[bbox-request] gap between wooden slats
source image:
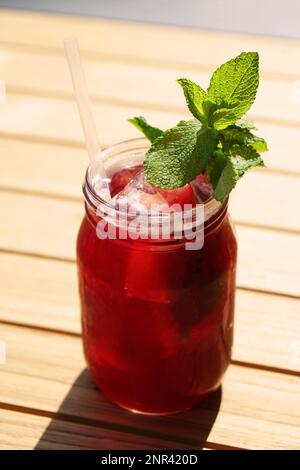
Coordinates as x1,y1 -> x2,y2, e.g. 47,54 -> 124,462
0,407 -> 202,450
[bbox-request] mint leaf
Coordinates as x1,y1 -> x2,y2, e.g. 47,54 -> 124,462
177,79 -> 207,123
206,100 -> 240,130
220,126 -> 268,152
205,150 -> 227,189
230,144 -> 265,171
202,98 -> 238,127
144,119 -> 215,189
195,127 -> 218,171
213,158 -> 239,201
235,115 -> 256,130
129,116 -> 163,143
248,134 -> 268,152
212,144 -> 264,201
220,127 -> 250,146
207,52 -> 259,129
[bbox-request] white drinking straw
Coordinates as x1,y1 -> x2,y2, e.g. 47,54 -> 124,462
64,37 -> 111,199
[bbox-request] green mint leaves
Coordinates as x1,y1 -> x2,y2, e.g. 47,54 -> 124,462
128,116 -> 163,143
220,125 -> 268,153
144,120 -> 217,189
144,120 -> 201,189
177,79 -> 207,123
206,52 -> 259,129
129,52 -> 268,201
178,52 -> 259,130
207,145 -> 265,201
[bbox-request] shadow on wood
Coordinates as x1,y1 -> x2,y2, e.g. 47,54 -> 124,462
35,369 -> 221,449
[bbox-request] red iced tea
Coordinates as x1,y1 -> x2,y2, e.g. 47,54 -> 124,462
77,139 -> 237,414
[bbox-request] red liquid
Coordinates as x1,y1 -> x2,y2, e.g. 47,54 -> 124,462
77,166 -> 237,414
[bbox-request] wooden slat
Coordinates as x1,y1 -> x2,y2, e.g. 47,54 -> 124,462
1,46 -> 299,126
0,92 -> 182,146
3,91 -> 296,159
259,123 -> 300,174
236,225 -> 300,296
0,138 -> 86,199
1,191 -> 299,296
0,323 -> 299,450
0,251 -> 299,372
1,408 -> 193,450
0,137 -> 298,231
234,290 -> 300,370
0,252 -> 79,334
0,10 -> 299,79
1,120 -> 299,180
230,171 -> 300,232
0,191 -> 82,260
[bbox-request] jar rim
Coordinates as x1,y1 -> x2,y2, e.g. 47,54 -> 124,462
83,137 -> 227,222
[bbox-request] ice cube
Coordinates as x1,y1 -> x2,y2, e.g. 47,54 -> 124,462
111,170 -> 212,214
109,165 -> 141,196
112,170 -> 170,213
94,179 -> 112,201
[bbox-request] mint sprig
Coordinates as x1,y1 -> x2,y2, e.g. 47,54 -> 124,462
129,52 -> 268,201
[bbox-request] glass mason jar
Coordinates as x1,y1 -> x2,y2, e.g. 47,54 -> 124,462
77,138 -> 237,415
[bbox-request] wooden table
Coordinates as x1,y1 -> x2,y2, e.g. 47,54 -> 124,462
0,9 -> 299,450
